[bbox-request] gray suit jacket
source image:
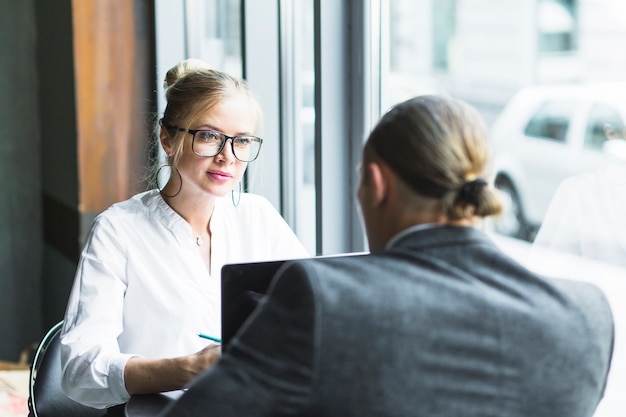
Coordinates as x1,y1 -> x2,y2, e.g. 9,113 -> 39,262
160,226 -> 614,417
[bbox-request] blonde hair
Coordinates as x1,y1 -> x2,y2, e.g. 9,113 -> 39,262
148,59 -> 262,188
364,95 -> 502,220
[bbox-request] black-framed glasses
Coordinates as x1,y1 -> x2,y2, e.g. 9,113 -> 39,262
161,120 -> 263,162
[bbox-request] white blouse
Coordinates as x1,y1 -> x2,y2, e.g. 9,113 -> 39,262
60,190 -> 309,408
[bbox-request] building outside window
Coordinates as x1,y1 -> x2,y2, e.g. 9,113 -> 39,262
538,0 -> 578,54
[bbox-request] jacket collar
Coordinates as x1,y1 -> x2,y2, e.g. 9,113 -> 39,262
388,225 -> 492,251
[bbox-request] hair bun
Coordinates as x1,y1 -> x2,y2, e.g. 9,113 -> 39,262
163,58 -> 214,89
458,178 -> 488,206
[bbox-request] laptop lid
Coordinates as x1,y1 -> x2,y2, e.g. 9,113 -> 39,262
220,253 -> 367,348
220,259 -> 289,348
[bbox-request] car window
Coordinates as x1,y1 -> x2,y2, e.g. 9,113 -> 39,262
523,100 -> 576,143
584,103 -> 625,151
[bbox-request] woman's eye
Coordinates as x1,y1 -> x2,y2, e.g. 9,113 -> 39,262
235,138 -> 252,146
198,131 -> 219,142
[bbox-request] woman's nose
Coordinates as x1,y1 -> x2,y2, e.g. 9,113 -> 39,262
215,139 -> 235,163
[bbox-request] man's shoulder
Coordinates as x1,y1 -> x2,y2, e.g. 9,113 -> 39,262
525,276 -> 614,368
280,253 -> 380,279
549,277 -> 614,322
272,253 -> 417,303
270,254 -> 372,292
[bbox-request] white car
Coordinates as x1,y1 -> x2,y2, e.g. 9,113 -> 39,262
490,83 -> 626,240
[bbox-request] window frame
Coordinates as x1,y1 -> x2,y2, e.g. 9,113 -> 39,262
243,0 -> 375,255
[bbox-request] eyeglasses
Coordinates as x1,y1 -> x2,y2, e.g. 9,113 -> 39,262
161,120 -> 263,162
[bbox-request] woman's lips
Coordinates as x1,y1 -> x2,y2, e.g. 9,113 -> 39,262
207,170 -> 233,183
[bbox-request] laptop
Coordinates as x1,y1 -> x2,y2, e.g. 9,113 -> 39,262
220,258 -> 290,347
220,252 -> 367,348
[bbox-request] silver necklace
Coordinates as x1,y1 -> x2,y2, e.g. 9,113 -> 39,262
194,207 -> 215,247
195,230 -> 208,246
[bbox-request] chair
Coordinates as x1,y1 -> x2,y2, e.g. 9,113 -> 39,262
27,320 -> 107,417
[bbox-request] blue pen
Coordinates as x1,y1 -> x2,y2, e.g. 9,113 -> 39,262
198,333 -> 222,343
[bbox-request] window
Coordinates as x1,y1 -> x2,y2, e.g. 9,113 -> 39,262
283,0 -> 317,254
538,0 -> 577,54
184,0 -> 242,76
524,101 -> 575,143
379,0 -> 626,246
159,0 -> 626,257
584,103 -> 625,151
154,0 -> 243,139
241,0 -> 368,255
432,0 -> 457,71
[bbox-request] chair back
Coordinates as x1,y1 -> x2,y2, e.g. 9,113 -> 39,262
28,321 -> 106,417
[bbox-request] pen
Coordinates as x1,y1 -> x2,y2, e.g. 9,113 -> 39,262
198,333 -> 222,343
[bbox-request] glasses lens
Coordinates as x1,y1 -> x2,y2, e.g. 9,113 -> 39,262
232,136 -> 262,162
193,131 -> 223,157
192,130 -> 262,161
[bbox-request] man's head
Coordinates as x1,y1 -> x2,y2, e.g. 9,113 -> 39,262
357,95 -> 503,252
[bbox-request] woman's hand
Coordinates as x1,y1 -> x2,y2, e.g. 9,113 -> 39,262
124,344 -> 222,395
184,343 -> 222,377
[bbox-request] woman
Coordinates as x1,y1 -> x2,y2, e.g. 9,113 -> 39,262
60,59 -> 309,409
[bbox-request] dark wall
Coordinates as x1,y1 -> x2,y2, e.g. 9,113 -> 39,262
35,0 -> 81,336
0,0 -> 44,361
0,0 -> 156,361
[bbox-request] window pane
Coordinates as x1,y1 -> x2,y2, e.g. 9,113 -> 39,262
523,101 -> 574,143
432,0 -> 457,70
280,0 -> 316,254
185,0 -> 242,76
381,0 -> 626,256
584,103 -> 625,151
380,9 -> 626,406
538,0 -> 577,53
295,0 -> 317,254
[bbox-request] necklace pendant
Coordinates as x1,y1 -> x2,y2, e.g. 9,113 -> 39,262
196,235 -> 203,246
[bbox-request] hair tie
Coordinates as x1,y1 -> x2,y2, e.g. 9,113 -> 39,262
459,178 -> 487,206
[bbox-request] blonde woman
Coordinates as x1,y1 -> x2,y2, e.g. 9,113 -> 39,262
60,59 -> 308,409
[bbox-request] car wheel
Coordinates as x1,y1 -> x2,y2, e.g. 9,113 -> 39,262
493,177 -> 533,241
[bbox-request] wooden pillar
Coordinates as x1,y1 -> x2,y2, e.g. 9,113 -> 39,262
72,0 -> 156,220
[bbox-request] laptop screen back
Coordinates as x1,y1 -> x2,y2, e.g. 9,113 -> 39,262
220,259 -> 289,347
220,253 -> 367,348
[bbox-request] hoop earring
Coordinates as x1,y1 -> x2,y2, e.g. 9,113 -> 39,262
156,164 -> 183,198
231,181 -> 242,207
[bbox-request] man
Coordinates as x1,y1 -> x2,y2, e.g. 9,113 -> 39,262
160,95 -> 613,417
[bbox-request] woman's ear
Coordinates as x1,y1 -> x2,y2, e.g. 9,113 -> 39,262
160,127 -> 173,157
